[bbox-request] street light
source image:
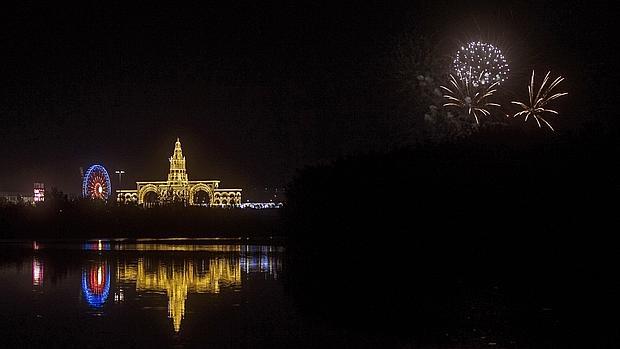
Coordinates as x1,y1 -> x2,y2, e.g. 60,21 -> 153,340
115,170 -> 125,188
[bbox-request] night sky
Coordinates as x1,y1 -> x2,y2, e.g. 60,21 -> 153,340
0,1 -> 613,195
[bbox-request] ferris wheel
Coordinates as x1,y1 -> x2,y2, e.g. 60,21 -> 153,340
82,164 -> 112,200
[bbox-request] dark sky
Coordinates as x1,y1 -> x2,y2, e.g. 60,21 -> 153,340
0,1 -> 612,195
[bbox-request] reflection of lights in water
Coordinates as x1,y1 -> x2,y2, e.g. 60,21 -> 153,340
114,246 -> 283,333
261,255 -> 269,271
33,241 -> 39,250
114,289 -> 125,303
82,261 -> 110,308
131,244 -> 242,252
240,246 -> 281,278
117,257 -> 242,333
82,241 -> 110,251
32,257 -> 44,286
141,259 -> 240,333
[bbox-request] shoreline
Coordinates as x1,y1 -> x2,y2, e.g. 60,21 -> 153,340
0,235 -> 287,246
0,205 -> 282,240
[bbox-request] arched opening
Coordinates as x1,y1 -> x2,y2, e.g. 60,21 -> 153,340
194,190 -> 210,206
143,191 -> 159,208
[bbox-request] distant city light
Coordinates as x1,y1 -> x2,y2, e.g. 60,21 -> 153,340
33,182 -> 45,202
115,170 -> 126,188
240,202 -> 283,209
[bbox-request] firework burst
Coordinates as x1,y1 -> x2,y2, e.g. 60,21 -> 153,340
453,41 -> 509,87
511,71 -> 567,131
440,71 -> 501,124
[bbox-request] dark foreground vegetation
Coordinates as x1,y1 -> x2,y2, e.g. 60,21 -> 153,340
283,130 -> 618,347
0,203 -> 280,239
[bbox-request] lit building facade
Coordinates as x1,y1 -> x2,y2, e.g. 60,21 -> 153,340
117,138 -> 242,207
33,182 -> 45,202
0,192 -> 34,205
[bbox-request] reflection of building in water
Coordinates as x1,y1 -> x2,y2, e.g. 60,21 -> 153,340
82,261 -> 111,308
32,256 -> 44,286
114,246 -> 283,332
117,257 -> 242,332
120,244 -> 243,252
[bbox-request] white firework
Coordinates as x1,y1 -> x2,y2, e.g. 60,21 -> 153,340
453,41 -> 509,87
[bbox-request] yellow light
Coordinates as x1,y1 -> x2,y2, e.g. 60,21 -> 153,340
122,138 -> 242,207
118,256 -> 242,332
510,70 -> 567,131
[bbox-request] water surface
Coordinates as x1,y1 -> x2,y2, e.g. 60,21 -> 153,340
0,240 -> 317,348
5,239 -> 606,348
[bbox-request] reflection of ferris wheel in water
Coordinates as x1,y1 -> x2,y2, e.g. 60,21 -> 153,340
81,260 -> 110,308
82,164 -> 112,200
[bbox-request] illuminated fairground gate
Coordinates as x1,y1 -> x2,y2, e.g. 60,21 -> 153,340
117,139 -> 242,207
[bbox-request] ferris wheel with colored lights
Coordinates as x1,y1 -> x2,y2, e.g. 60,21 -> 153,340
82,164 -> 112,200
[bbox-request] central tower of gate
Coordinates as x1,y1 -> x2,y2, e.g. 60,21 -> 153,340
168,138 -> 188,185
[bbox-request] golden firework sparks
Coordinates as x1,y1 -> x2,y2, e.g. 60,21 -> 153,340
511,71 -> 567,131
440,71 -> 501,124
